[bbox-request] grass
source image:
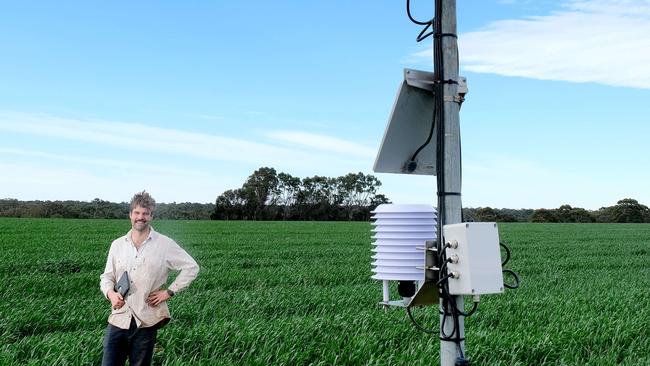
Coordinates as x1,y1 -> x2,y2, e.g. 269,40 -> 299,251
0,218 -> 648,365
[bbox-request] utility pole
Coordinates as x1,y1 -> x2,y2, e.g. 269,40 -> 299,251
437,1 -> 464,365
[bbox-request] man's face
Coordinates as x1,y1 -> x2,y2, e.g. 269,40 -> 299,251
130,205 -> 153,232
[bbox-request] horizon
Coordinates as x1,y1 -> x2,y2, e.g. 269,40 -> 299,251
2,195 -> 645,212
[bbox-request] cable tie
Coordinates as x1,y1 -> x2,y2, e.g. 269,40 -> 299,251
432,79 -> 459,85
433,32 -> 458,38
443,96 -> 464,103
439,336 -> 466,342
437,191 -> 461,197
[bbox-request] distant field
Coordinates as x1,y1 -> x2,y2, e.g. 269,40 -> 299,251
0,219 -> 648,365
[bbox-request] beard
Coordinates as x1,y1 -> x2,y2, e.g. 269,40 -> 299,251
133,220 -> 149,231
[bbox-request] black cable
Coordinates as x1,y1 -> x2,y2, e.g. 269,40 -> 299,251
459,302 -> 478,318
406,306 -> 439,334
406,0 -> 432,25
499,242 -> 520,289
433,0 -> 445,295
439,301 -> 458,340
403,5 -> 475,362
453,314 -> 463,353
438,242 -> 449,262
438,257 -> 451,274
437,284 -> 479,318
406,0 -> 437,164
401,0 -> 472,355
500,242 -> 511,266
503,269 -> 520,289
406,0 -> 435,43
457,342 -> 466,361
436,272 -> 454,287
431,0 -> 468,357
450,296 -> 479,317
409,108 -> 436,163
417,23 -> 434,42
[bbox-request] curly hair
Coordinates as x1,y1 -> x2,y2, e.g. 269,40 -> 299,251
130,190 -> 156,212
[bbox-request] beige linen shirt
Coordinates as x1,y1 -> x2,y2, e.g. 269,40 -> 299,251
99,227 -> 199,329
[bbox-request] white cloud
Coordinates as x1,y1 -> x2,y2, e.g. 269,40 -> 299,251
0,112 -> 382,201
568,0 -> 650,15
0,147 -> 207,177
0,112 -> 376,169
412,0 -> 650,89
265,130 -> 376,159
0,112 -> 299,165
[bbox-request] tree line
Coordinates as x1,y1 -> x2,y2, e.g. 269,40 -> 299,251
212,167 -> 390,221
463,198 -> 650,223
0,198 -> 215,220
1,170 -> 648,224
0,167 -> 390,221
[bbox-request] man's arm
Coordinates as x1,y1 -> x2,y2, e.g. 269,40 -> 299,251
147,241 -> 199,306
99,243 -> 116,298
99,242 -> 125,309
165,241 -> 200,294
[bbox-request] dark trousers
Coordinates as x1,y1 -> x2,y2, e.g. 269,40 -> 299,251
102,317 -> 158,366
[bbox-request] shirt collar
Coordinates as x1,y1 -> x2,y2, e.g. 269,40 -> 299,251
124,226 -> 157,243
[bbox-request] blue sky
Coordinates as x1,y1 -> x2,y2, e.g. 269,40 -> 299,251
1,0 -> 649,210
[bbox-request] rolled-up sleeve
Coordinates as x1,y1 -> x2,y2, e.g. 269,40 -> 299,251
165,241 -> 199,293
99,242 -> 117,298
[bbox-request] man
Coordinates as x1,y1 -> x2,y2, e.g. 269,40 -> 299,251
99,191 -> 199,366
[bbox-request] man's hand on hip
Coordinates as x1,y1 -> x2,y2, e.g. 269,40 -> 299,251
146,290 -> 171,307
108,290 -> 125,310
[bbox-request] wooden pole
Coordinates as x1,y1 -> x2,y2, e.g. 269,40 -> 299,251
437,1 -> 464,365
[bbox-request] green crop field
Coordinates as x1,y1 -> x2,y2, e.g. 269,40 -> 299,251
0,218 -> 648,365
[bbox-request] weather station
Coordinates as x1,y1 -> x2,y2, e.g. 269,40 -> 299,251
371,1 -> 520,366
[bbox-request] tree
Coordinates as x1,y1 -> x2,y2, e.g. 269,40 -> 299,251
370,194 -> 391,210
555,204 -> 595,223
91,198 -> 126,219
337,172 -> 382,220
157,202 -> 215,220
530,208 -> 559,223
339,173 -> 381,205
474,207 -> 501,222
297,176 -> 337,220
214,189 -> 246,220
241,167 -> 279,220
212,167 -> 392,221
609,198 -> 649,223
276,173 -> 301,220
